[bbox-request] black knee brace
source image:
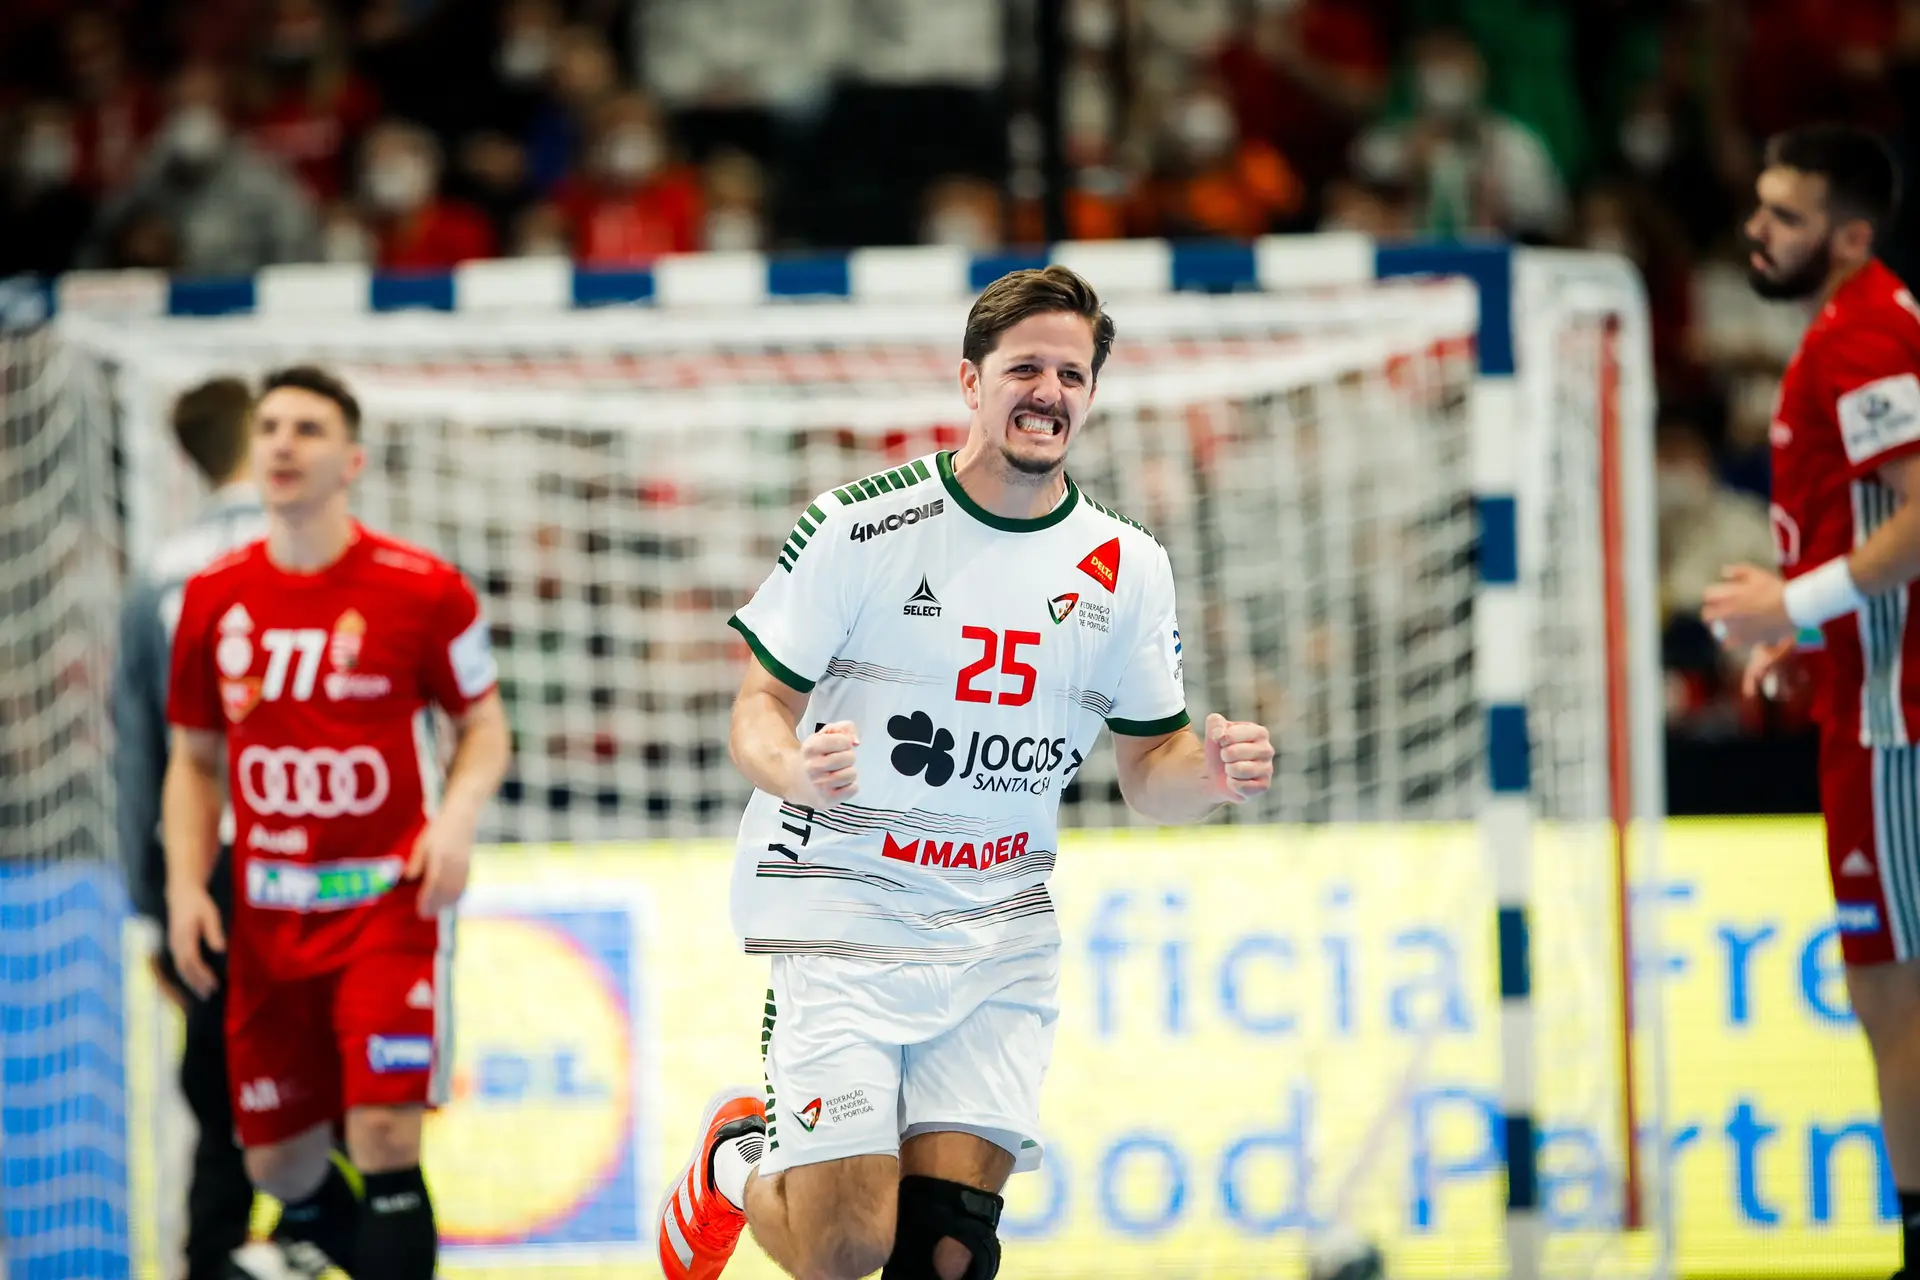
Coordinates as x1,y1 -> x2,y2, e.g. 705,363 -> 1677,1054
881,1175 -> 1003,1280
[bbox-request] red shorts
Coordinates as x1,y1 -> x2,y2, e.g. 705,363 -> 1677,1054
225,938 -> 452,1148
1819,727 -> 1920,966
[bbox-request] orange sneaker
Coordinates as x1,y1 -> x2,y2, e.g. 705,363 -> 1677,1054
658,1087 -> 766,1280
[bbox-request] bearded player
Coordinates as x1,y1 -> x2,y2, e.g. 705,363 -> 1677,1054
656,265 -> 1275,1280
162,366 -> 510,1280
1705,125 -> 1920,1279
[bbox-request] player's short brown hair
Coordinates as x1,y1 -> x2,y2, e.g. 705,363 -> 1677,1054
259,364 -> 363,441
1766,124 -> 1900,235
963,265 -> 1116,379
170,376 -> 254,485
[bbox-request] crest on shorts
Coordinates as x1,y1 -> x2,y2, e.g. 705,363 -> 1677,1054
794,1098 -> 823,1132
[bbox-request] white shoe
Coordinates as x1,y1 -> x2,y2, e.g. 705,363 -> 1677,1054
226,1239 -> 347,1280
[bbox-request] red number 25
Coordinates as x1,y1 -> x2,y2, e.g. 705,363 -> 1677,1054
956,627 -> 1040,706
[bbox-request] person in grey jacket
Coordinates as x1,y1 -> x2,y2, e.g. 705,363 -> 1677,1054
114,377 -> 266,1280
83,63 -> 318,276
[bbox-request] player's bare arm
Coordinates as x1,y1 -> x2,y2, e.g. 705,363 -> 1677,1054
729,658 -> 861,808
161,725 -> 227,998
1111,712 -> 1274,825
1706,452 -> 1920,648
404,689 -> 511,917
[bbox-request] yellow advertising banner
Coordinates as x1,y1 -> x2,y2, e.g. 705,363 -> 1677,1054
125,819 -> 1897,1278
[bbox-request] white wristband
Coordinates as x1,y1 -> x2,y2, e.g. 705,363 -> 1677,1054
1782,557 -> 1865,629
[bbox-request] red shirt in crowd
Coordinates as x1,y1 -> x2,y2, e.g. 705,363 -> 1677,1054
550,169 -> 703,266
247,73 -> 381,200
375,201 -> 498,271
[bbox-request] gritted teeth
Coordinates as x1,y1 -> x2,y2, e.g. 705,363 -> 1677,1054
1014,412 -> 1062,436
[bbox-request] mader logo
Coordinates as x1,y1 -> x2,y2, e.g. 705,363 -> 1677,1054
882,830 -> 1033,871
1048,592 -> 1079,624
1077,538 -> 1120,592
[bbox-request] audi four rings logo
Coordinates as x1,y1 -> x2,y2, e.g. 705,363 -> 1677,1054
238,746 -> 390,818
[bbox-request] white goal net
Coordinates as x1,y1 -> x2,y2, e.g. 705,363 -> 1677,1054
3,259 -> 1666,1279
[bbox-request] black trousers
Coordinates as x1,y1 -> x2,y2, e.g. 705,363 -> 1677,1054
163,847 -> 254,1280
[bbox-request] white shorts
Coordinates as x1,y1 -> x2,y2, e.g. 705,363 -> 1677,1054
758,946 -> 1059,1177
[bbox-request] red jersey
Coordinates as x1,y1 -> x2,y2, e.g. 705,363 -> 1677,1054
167,524 -> 497,979
376,201 -> 497,271
1771,258 -> 1920,744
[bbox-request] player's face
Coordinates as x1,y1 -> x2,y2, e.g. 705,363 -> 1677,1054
1744,166 -> 1835,301
964,311 -> 1097,477
251,386 -> 364,514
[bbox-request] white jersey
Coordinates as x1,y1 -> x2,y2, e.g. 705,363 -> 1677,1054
729,450 -> 1188,961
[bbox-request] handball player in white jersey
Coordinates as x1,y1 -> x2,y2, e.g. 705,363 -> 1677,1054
658,265 -> 1275,1280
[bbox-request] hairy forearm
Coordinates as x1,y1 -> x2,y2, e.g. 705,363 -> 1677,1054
1120,732 -> 1227,826
1850,500 -> 1920,596
730,691 -> 806,802
161,752 -> 222,898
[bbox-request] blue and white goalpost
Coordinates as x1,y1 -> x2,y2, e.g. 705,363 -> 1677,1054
2,232 -> 1668,1279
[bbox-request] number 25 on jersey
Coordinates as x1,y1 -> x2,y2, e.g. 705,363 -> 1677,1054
956,627 -> 1040,707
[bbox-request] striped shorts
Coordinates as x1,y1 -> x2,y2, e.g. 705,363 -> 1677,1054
1820,728 -> 1920,966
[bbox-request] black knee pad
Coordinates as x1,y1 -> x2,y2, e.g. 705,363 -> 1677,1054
882,1175 -> 1003,1280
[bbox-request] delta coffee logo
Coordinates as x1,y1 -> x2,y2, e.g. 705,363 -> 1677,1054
1077,536 -> 1121,592
887,710 -> 1081,793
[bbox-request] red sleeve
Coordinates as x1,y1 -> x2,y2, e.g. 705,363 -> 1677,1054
166,576 -> 224,731
1822,316 -> 1920,480
421,569 -> 498,715
663,171 -> 704,252
455,205 -> 498,263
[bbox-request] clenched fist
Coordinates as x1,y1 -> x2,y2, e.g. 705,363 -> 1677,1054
791,720 -> 861,808
1205,713 -> 1275,804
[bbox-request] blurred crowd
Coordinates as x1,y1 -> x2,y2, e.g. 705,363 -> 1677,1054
5,0 -> 1918,763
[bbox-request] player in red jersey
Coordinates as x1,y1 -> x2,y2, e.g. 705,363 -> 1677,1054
1706,125 -> 1920,1279
162,366 -> 510,1280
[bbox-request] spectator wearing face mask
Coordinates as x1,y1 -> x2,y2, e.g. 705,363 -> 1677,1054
241,0 -> 382,202
1,101 -> 94,277
426,0 -> 564,240
355,119 -> 495,270
82,63 -> 319,276
543,93 -> 702,266
1351,27 -> 1567,241
703,149 -> 768,253
1129,82 -> 1304,239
